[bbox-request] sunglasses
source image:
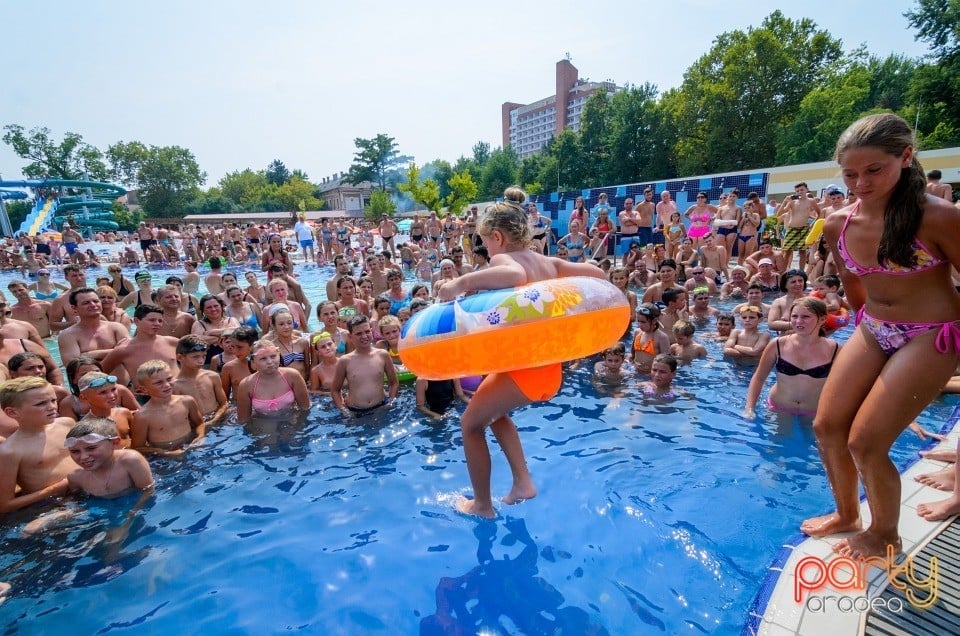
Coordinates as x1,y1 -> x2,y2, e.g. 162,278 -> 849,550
691,270 -> 705,274
64,433 -> 118,449
82,375 -> 118,390
38,272 -> 50,276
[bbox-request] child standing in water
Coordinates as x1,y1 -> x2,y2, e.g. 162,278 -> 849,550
806,114 -> 960,558
436,187 -> 606,518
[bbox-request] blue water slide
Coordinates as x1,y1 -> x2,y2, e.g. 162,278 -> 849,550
16,197 -> 55,235
0,178 -> 126,234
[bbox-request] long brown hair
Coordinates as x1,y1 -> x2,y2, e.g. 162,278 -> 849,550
835,114 -> 926,268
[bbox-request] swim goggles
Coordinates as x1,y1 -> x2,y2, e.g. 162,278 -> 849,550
83,375 -> 117,389
64,433 -> 117,448
181,343 -> 208,353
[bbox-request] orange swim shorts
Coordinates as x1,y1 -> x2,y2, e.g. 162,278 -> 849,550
506,363 -> 563,402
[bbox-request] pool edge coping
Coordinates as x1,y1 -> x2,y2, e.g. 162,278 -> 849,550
742,402 -> 960,636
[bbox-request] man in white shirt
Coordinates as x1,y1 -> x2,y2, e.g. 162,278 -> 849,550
293,214 -> 316,262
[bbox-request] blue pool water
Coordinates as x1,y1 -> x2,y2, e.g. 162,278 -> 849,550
0,262 -> 953,634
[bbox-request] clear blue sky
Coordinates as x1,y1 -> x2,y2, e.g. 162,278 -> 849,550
0,0 -> 932,187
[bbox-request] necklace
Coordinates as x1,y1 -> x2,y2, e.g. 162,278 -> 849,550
101,460 -> 116,494
161,312 -> 180,334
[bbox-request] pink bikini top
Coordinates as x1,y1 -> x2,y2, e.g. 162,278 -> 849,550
250,372 -> 296,413
837,202 -> 944,276
692,209 -> 711,224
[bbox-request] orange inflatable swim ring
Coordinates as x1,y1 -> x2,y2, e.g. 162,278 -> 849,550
808,290 -> 850,330
399,277 -> 630,385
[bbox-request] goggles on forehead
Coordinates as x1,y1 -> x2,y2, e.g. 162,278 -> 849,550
82,375 -> 117,390
64,433 -> 117,448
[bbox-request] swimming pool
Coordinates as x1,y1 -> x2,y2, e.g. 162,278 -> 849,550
0,261 -> 952,634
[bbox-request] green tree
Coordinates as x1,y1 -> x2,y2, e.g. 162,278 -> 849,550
537,130 -> 584,192
3,199 -> 32,230
423,159 -> 454,200
668,11 -> 845,174
864,53 -> 916,112
453,156 -> 482,189
111,200 -> 144,231
3,125 -> 109,180
479,146 -> 518,199
902,0 -> 960,145
184,192 -> 239,215
776,66 -> 872,164
472,141 -> 491,168
266,159 -> 291,186
137,146 -> 206,217
518,153 -> 545,192
107,141 -> 149,188
275,176 -> 322,211
365,189 -> 396,220
345,134 -> 411,190
397,163 -> 441,211
445,170 -> 479,217
219,169 -> 269,208
603,84 -> 675,184
577,89 -> 612,186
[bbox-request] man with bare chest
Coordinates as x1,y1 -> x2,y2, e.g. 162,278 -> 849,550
57,288 -> 130,368
102,304 -> 180,392
698,233 -> 729,282
48,265 -> 87,333
155,284 -> 196,338
775,182 -> 821,270
655,190 -> 677,246
7,281 -> 52,338
635,187 -> 656,246
926,169 -> 954,202
364,255 -> 389,295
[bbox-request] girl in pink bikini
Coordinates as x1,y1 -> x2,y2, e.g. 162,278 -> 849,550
804,113 -> 960,559
235,340 -> 310,420
684,192 -> 718,248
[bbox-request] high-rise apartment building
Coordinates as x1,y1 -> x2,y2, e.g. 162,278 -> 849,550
502,58 -> 621,158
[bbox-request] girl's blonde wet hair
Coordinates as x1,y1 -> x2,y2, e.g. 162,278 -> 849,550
477,186 -> 531,247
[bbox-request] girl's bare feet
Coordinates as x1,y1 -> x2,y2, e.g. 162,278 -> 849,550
919,447 -> 958,463
917,495 -> 960,522
833,531 -> 901,560
800,512 -> 862,538
455,496 -> 496,519
915,467 -> 956,491
502,482 -> 537,505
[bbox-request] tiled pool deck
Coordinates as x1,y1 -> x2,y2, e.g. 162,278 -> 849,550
746,405 -> 960,635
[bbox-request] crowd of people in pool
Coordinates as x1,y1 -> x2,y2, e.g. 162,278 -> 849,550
2,115 -> 960,567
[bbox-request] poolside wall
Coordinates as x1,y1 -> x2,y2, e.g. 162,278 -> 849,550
528,147 -> 960,239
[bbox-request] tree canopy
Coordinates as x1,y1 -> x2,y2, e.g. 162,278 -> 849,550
3,125 -> 109,181
345,134 -> 411,190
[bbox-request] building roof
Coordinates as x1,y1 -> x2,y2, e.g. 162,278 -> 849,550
182,210 -> 366,222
